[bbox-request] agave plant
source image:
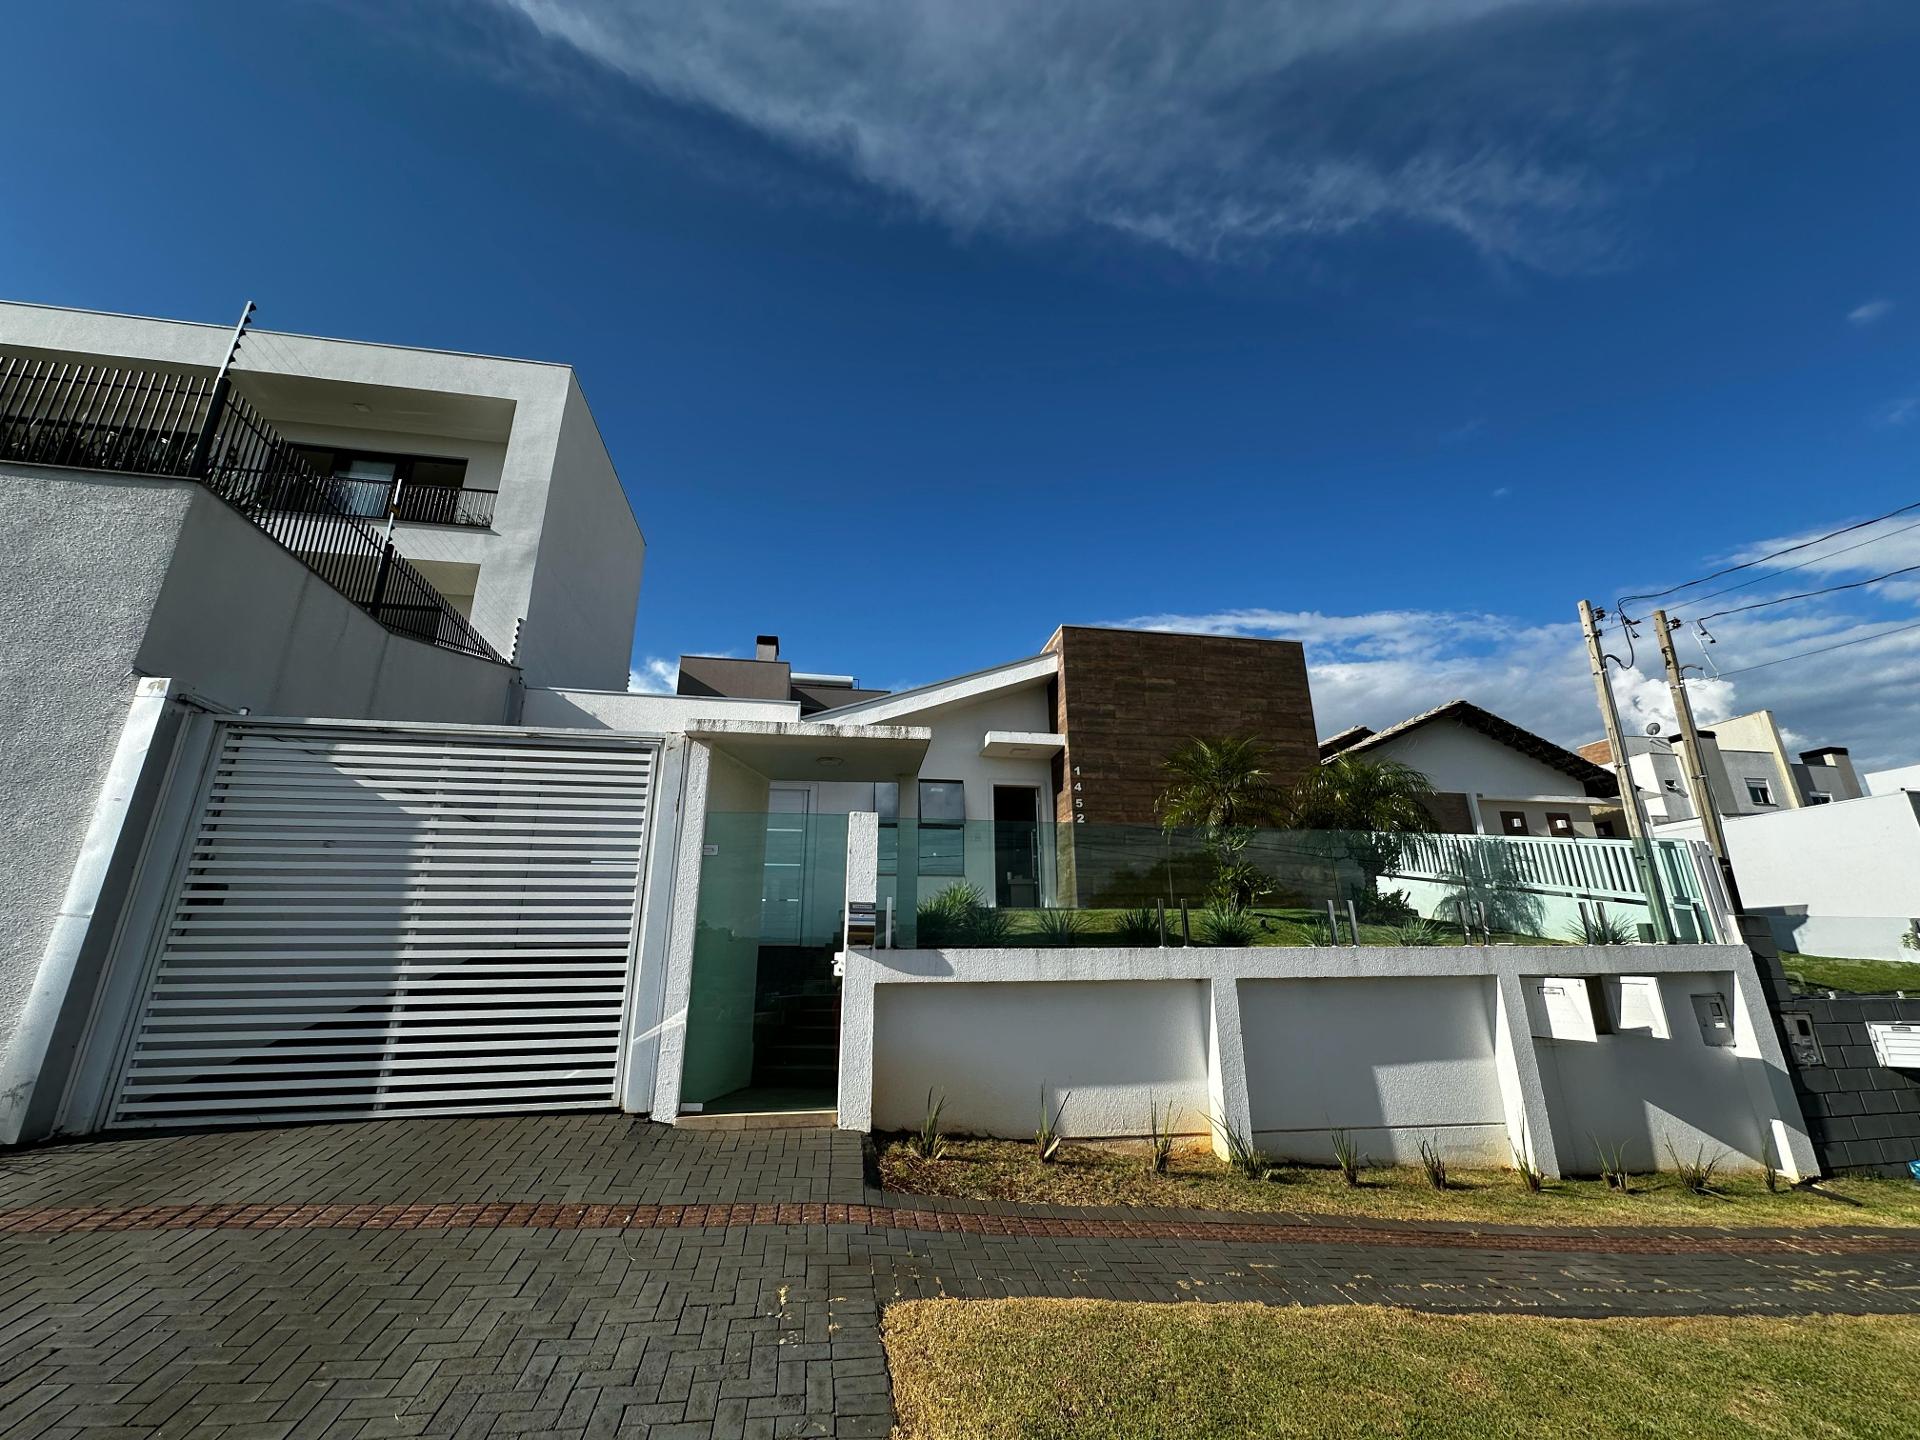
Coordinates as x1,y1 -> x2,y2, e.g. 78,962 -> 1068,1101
1036,1086 -> 1072,1163
1032,908 -> 1086,947
912,1088 -> 948,1160
1115,906 -> 1162,946
1199,903 -> 1259,947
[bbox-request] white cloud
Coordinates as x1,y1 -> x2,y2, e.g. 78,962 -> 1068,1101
484,0 -> 1636,269
627,656 -> 678,693
1112,586 -> 1920,772
1849,297 -> 1894,326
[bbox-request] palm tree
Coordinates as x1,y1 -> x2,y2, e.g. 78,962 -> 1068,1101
1283,754 -> 1437,909
1157,736 -> 1282,830
1281,754 -> 1436,833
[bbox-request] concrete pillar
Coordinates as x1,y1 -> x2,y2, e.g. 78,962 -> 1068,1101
1204,976 -> 1254,1160
835,813 -> 880,1131
1728,962 -> 1819,1182
0,678 -> 188,1146
647,742 -> 713,1121
1491,971 -> 1562,1178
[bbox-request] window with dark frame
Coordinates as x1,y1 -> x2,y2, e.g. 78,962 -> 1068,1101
1546,812 -> 1575,838
1500,811 -> 1529,836
918,780 -> 966,876
1745,777 -> 1775,807
290,444 -> 475,524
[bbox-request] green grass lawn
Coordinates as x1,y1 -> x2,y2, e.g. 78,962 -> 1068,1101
993,905 -> 1551,947
885,1300 -> 1920,1439
1781,951 -> 1920,996
876,1135 -> 1920,1229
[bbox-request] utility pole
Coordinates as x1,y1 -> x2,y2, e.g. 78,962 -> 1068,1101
1577,600 -> 1675,942
1653,608 -> 1743,910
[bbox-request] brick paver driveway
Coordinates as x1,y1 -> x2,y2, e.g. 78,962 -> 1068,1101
4,1116 -> 1919,1440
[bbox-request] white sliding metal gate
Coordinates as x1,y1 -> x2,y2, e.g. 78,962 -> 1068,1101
107,722 -> 658,1127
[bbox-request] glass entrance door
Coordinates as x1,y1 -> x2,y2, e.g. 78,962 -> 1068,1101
993,785 -> 1041,908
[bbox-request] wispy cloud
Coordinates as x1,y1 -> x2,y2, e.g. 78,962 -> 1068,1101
1877,394 -> 1920,428
627,656 -> 678,693
1111,524 -> 1920,768
480,0 -> 1642,270
1849,297 -> 1895,326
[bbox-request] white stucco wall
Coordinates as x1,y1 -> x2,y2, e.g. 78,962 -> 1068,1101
1668,793 -> 1920,960
838,942 -> 1813,1178
0,474 -> 190,1071
515,376 -> 643,691
1865,762 -> 1920,796
871,980 -> 1213,1137
0,468 -> 516,1075
520,687 -> 800,731
1362,720 -> 1601,835
1239,976 -> 1508,1163
1533,970 -> 1773,1172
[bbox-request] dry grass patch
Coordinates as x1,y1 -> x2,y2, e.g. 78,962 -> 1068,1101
885,1300 -> 1920,1439
876,1135 -> 1920,1229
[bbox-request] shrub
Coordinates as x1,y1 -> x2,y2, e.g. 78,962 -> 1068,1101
1565,908 -> 1637,946
1199,903 -> 1260,947
1036,1086 -> 1070,1163
1146,1097 -> 1178,1174
1390,917 -> 1445,947
912,1088 -> 948,1160
915,883 -> 980,947
1594,1136 -> 1634,1192
1210,1115 -> 1270,1180
1115,906 -> 1162,946
968,904 -> 1017,946
1354,888 -> 1417,925
1417,1135 -> 1449,1191
915,883 -> 1021,947
1032,908 -> 1086,947
1513,1146 -> 1545,1192
1330,1129 -> 1365,1187
1667,1140 -> 1726,1196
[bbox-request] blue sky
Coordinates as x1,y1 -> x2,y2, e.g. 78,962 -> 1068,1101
9,2 -> 1920,764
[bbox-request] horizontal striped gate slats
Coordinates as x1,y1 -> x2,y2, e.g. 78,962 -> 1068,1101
109,723 -> 656,1128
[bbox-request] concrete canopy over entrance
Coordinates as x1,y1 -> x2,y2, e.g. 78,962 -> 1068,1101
684,719 -> 931,781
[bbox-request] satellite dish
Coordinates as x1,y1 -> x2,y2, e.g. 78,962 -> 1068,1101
1645,721 -> 1663,736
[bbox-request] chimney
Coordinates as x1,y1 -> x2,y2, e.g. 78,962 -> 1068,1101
1800,746 -> 1862,801
755,634 -> 780,663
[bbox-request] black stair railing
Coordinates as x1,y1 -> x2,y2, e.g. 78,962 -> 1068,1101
0,356 -> 504,663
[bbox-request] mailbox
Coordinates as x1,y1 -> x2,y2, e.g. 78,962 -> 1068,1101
1690,992 -> 1735,1047
1867,1022 -> 1920,1070
844,900 -> 877,952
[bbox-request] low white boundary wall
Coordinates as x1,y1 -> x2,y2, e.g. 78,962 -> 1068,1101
838,941 -> 1817,1180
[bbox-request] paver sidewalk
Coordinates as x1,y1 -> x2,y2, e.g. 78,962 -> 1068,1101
4,1116 -> 1919,1440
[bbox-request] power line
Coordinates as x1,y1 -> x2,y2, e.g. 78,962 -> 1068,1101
1617,499 -> 1920,610
1683,515 -> 1920,607
1710,616 -> 1920,679
1695,560 -> 1920,622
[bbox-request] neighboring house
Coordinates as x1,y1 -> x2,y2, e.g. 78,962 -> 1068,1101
1864,761 -> 1920,796
656,624 -> 1320,921
1320,700 -> 1618,838
0,300 -> 643,689
678,635 -> 891,715
1578,709 -> 1864,828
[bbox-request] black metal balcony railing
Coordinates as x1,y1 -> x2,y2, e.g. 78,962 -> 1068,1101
319,475 -> 499,528
0,357 -> 505,663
